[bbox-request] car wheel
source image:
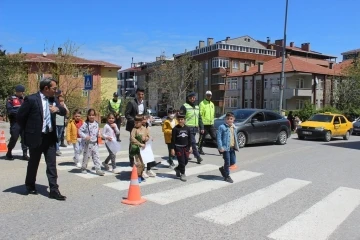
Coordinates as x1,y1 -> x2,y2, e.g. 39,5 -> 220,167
276,130 -> 287,145
324,131 -> 331,142
298,135 -> 305,140
343,131 -> 350,140
237,131 -> 246,148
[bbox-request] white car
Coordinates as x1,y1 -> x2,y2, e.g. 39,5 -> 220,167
152,116 -> 163,126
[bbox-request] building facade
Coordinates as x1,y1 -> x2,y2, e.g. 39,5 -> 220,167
117,62 -> 144,98
341,49 -> 360,61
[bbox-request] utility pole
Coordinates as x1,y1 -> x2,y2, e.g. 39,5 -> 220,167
278,0 -> 289,113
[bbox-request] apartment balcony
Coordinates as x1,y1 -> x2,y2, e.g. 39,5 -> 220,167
126,78 -> 134,81
284,88 -> 313,99
213,100 -> 224,107
211,84 -> 225,91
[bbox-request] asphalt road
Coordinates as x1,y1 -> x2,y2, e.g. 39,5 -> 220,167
1,123 -> 360,240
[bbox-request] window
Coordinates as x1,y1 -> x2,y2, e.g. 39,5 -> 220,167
252,112 -> 265,121
264,79 -> 269,89
296,99 -> 304,109
212,57 -> 229,68
232,60 -> 239,69
244,80 -> 252,89
37,73 -> 44,81
205,61 -> 208,70
296,78 -> 304,88
227,78 -> 238,90
265,111 -> 282,121
72,70 -> 79,78
244,100 -> 248,108
204,77 -> 208,85
82,90 -> 89,97
333,116 -> 340,124
264,99 -> 268,109
339,116 -> 346,124
225,97 -> 238,108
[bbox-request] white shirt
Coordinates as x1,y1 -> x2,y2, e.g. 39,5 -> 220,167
40,92 -> 53,133
137,98 -> 144,115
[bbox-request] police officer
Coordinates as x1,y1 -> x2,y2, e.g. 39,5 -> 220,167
198,90 -> 217,154
6,84 -> 29,160
179,92 -> 204,164
108,92 -> 122,141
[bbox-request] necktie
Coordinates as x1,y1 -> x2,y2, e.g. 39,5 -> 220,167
44,97 -> 51,132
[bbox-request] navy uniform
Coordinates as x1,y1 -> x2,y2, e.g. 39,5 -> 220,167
6,85 -> 29,160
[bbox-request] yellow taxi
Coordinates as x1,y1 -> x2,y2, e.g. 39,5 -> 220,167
297,112 -> 353,142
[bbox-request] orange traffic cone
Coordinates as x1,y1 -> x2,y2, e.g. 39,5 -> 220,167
98,136 -> 103,145
0,130 -> 8,153
121,165 -> 147,205
229,164 -> 238,170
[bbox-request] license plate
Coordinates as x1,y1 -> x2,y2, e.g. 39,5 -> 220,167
303,131 -> 312,135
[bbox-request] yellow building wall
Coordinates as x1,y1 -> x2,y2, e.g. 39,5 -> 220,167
100,67 -> 119,100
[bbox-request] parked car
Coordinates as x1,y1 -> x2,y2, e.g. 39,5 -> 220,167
151,116 -> 163,126
297,112 -> 353,141
353,119 -> 360,135
205,109 -> 291,148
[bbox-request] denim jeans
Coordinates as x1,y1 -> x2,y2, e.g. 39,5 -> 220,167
56,126 -> 65,151
222,148 -> 236,176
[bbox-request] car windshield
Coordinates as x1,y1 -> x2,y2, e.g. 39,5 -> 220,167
218,109 -> 255,122
308,114 -> 333,122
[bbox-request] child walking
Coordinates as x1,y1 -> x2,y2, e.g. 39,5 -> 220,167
217,112 -> 239,183
130,115 -> 150,183
162,108 -> 177,169
66,109 -> 84,168
102,113 -> 120,173
142,115 -> 156,178
79,109 -> 105,176
171,112 -> 192,182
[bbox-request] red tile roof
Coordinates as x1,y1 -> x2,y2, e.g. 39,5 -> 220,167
333,59 -> 353,75
290,56 -> 332,67
23,53 -> 121,68
228,56 -> 340,77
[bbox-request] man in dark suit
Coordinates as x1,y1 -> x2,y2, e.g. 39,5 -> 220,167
125,87 -> 146,166
17,78 -> 67,200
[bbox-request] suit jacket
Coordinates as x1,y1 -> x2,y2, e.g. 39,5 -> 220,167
125,98 -> 147,132
17,92 -> 67,148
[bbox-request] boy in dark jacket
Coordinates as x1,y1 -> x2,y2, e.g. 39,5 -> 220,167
171,112 -> 192,182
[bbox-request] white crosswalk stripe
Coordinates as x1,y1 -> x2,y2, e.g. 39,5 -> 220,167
268,187 -> 360,240
194,178 -> 311,226
104,164 -> 219,191
144,170 -> 263,205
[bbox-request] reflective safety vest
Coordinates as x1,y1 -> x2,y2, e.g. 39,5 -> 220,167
110,99 -> 121,113
183,103 -> 199,127
199,99 -> 215,125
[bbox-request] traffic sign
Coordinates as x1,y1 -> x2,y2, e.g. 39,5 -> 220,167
84,75 -> 93,90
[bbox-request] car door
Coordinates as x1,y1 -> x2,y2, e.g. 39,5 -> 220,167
332,116 -> 341,136
264,111 -> 282,141
339,116 -> 349,135
248,112 -> 267,143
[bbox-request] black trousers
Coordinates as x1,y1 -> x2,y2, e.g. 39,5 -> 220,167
8,121 -> 28,152
198,125 -> 217,149
175,146 -> 189,174
25,134 -> 58,191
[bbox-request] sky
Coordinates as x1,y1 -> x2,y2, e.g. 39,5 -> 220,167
1,0 -> 359,69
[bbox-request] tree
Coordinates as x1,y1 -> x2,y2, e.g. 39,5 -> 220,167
147,54 -> 203,110
333,59 -> 360,111
0,46 -> 28,100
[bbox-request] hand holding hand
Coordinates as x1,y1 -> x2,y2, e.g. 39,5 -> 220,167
106,137 -> 112,141
49,105 -> 59,113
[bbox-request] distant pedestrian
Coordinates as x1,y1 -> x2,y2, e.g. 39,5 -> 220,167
102,113 -> 120,173
6,84 -> 29,160
162,108 -> 177,168
55,94 -> 69,156
79,109 -> 104,176
217,112 -> 240,183
171,111 -> 192,182
66,109 -> 84,168
108,92 -> 122,142
180,92 -> 203,164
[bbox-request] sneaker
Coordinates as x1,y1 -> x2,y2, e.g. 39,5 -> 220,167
142,171 -> 149,178
146,170 -> 156,177
102,162 -> 109,171
96,170 -> 105,176
219,167 -> 226,178
174,167 -> 181,177
112,168 -> 120,174
56,151 -> 62,156
197,157 -> 203,164
180,174 -> 187,182
22,155 -> 29,161
225,176 -> 234,183
198,149 -> 205,155
141,176 -> 146,182
60,143 -> 67,147
81,168 -> 87,174
76,162 -> 82,168
138,177 -> 142,183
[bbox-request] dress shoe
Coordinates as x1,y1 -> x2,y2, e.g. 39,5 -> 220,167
22,155 -> 29,161
6,152 -> 14,160
49,190 -> 66,201
26,186 -> 38,195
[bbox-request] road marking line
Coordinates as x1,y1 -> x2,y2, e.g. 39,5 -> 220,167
268,187 -> 360,240
74,166 -> 133,178
195,178 -> 311,226
144,170 -> 263,205
104,164 -> 220,191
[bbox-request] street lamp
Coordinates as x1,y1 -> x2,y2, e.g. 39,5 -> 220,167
278,0 -> 289,113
